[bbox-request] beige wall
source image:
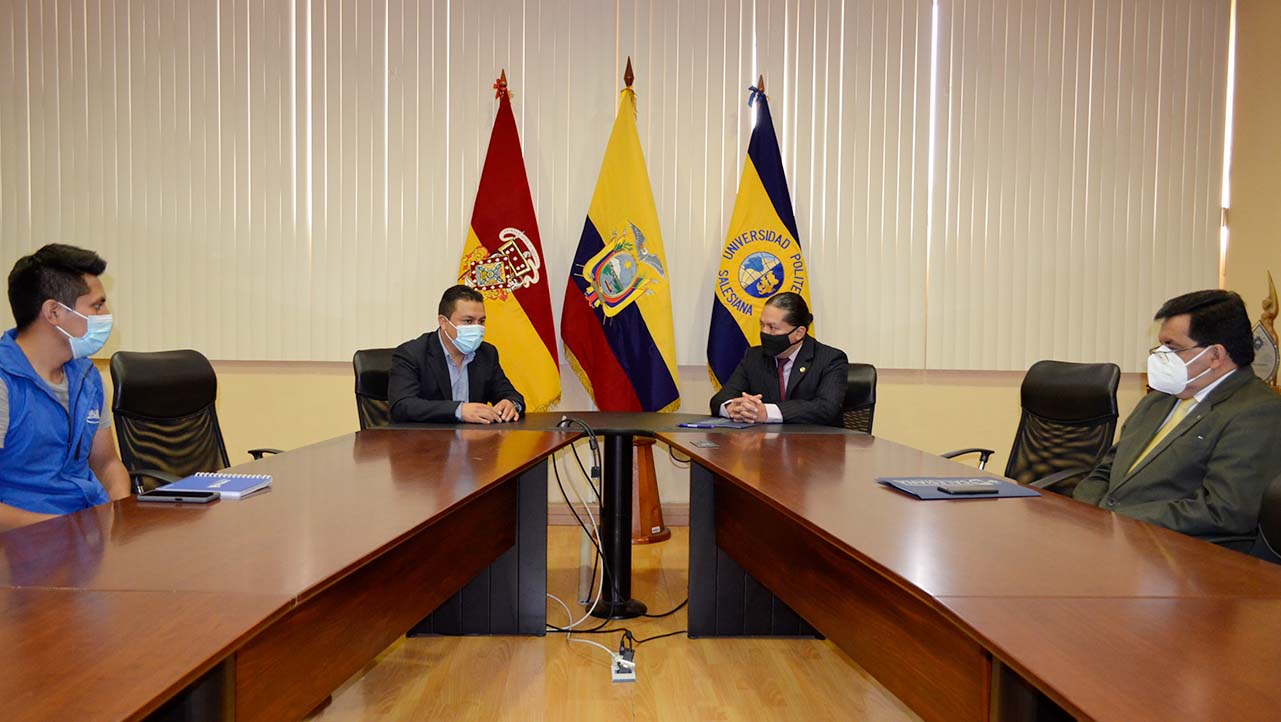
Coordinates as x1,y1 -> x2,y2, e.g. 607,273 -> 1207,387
1226,0 -> 1281,312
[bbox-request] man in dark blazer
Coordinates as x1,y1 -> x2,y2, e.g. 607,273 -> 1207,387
709,292 -> 849,427
388,285 -> 525,424
1074,290 -> 1281,550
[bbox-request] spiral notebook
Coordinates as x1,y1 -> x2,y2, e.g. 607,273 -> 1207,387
161,472 -> 273,500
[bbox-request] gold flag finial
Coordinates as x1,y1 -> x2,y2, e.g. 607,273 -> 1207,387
757,74 -> 765,92
624,57 -> 635,89
493,69 -> 509,99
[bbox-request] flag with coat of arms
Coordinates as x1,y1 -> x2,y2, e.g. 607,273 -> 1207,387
457,71 -> 561,410
707,76 -> 813,387
561,59 -> 680,412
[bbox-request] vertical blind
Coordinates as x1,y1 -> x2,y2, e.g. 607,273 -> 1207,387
929,0 -> 1229,371
0,0 -> 1228,371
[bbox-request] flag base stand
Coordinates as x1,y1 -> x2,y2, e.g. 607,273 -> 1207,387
631,437 -> 672,544
587,598 -> 648,620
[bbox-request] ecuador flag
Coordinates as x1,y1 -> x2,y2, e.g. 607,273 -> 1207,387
707,78 -> 812,387
561,61 -> 680,412
457,71 -> 560,410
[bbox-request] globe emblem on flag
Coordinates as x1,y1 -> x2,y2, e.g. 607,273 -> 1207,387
738,251 -> 785,299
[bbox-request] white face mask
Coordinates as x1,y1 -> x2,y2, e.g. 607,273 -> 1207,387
1147,345 -> 1212,396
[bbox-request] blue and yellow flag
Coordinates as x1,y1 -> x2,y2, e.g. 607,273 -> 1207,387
561,60 -> 680,412
707,79 -> 812,386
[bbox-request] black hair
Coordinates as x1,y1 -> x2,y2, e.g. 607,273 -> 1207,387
765,291 -> 813,330
8,244 -> 108,331
1154,289 -> 1254,367
438,284 -> 485,319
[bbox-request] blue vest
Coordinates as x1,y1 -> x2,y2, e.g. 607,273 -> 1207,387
0,329 -> 108,514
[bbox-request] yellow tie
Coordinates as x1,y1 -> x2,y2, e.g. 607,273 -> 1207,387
1128,397 -> 1196,473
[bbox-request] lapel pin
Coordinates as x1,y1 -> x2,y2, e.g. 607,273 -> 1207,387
799,367 -> 807,373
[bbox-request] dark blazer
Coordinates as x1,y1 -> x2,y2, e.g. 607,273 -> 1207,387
709,336 -> 849,427
1073,369 -> 1281,548
388,331 -> 525,423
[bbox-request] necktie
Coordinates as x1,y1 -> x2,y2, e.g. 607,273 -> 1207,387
777,357 -> 788,401
1128,397 -> 1196,473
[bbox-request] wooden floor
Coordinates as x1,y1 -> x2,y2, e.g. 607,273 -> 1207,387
306,525 -> 921,722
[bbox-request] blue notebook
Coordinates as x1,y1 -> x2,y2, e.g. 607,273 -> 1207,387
162,472 -> 273,500
877,476 -> 1040,500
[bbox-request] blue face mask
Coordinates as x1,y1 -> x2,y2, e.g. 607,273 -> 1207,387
56,303 -> 113,359
445,318 -> 485,355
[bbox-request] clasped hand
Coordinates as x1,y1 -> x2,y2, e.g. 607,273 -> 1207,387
725,393 -> 767,423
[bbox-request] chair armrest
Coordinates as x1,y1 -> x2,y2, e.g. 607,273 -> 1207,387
131,469 -> 181,494
940,447 -> 996,469
1027,467 -> 1092,494
247,448 -> 284,460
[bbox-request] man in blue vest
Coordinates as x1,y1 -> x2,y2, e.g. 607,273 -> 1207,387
0,244 -> 130,531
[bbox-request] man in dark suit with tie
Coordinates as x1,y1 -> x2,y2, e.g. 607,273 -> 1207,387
709,292 -> 849,427
1073,290 -> 1281,550
388,285 -> 525,424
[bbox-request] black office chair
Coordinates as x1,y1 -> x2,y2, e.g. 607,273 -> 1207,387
1249,472 -> 1281,565
942,360 -> 1121,493
110,350 -> 280,493
842,363 -> 877,434
353,348 -> 396,430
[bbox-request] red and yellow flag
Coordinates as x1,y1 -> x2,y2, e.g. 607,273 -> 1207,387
458,72 -> 560,410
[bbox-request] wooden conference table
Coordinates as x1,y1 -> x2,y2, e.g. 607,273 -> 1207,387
4,414 -> 1281,722
0,428 -> 573,722
658,428 -> 1281,722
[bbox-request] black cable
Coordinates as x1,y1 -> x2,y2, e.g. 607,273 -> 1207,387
570,442 -> 603,500
550,446 -> 625,603
553,417 -> 618,603
642,598 -> 688,618
546,621 -> 629,635
558,417 -> 603,501
631,629 -> 687,645
667,443 -> 692,465
582,550 -> 599,606
551,454 -> 602,557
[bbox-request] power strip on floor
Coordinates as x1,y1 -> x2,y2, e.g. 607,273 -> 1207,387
611,649 -> 636,683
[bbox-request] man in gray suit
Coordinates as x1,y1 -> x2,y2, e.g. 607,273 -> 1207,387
1074,290 -> 1281,550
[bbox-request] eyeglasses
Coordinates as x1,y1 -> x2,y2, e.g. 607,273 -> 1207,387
1149,344 -> 1203,356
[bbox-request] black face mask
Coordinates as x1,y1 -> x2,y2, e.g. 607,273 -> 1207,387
760,328 -> 797,357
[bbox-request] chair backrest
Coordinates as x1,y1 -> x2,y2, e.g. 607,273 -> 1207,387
1004,360 -> 1121,486
842,363 -> 878,434
109,350 -> 230,480
353,348 -> 396,430
1250,472 -> 1281,565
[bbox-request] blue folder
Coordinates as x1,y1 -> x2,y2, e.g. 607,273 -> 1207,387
877,477 -> 1041,500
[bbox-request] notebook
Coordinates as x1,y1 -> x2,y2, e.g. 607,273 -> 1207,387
876,476 -> 1041,500
161,472 -> 273,500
